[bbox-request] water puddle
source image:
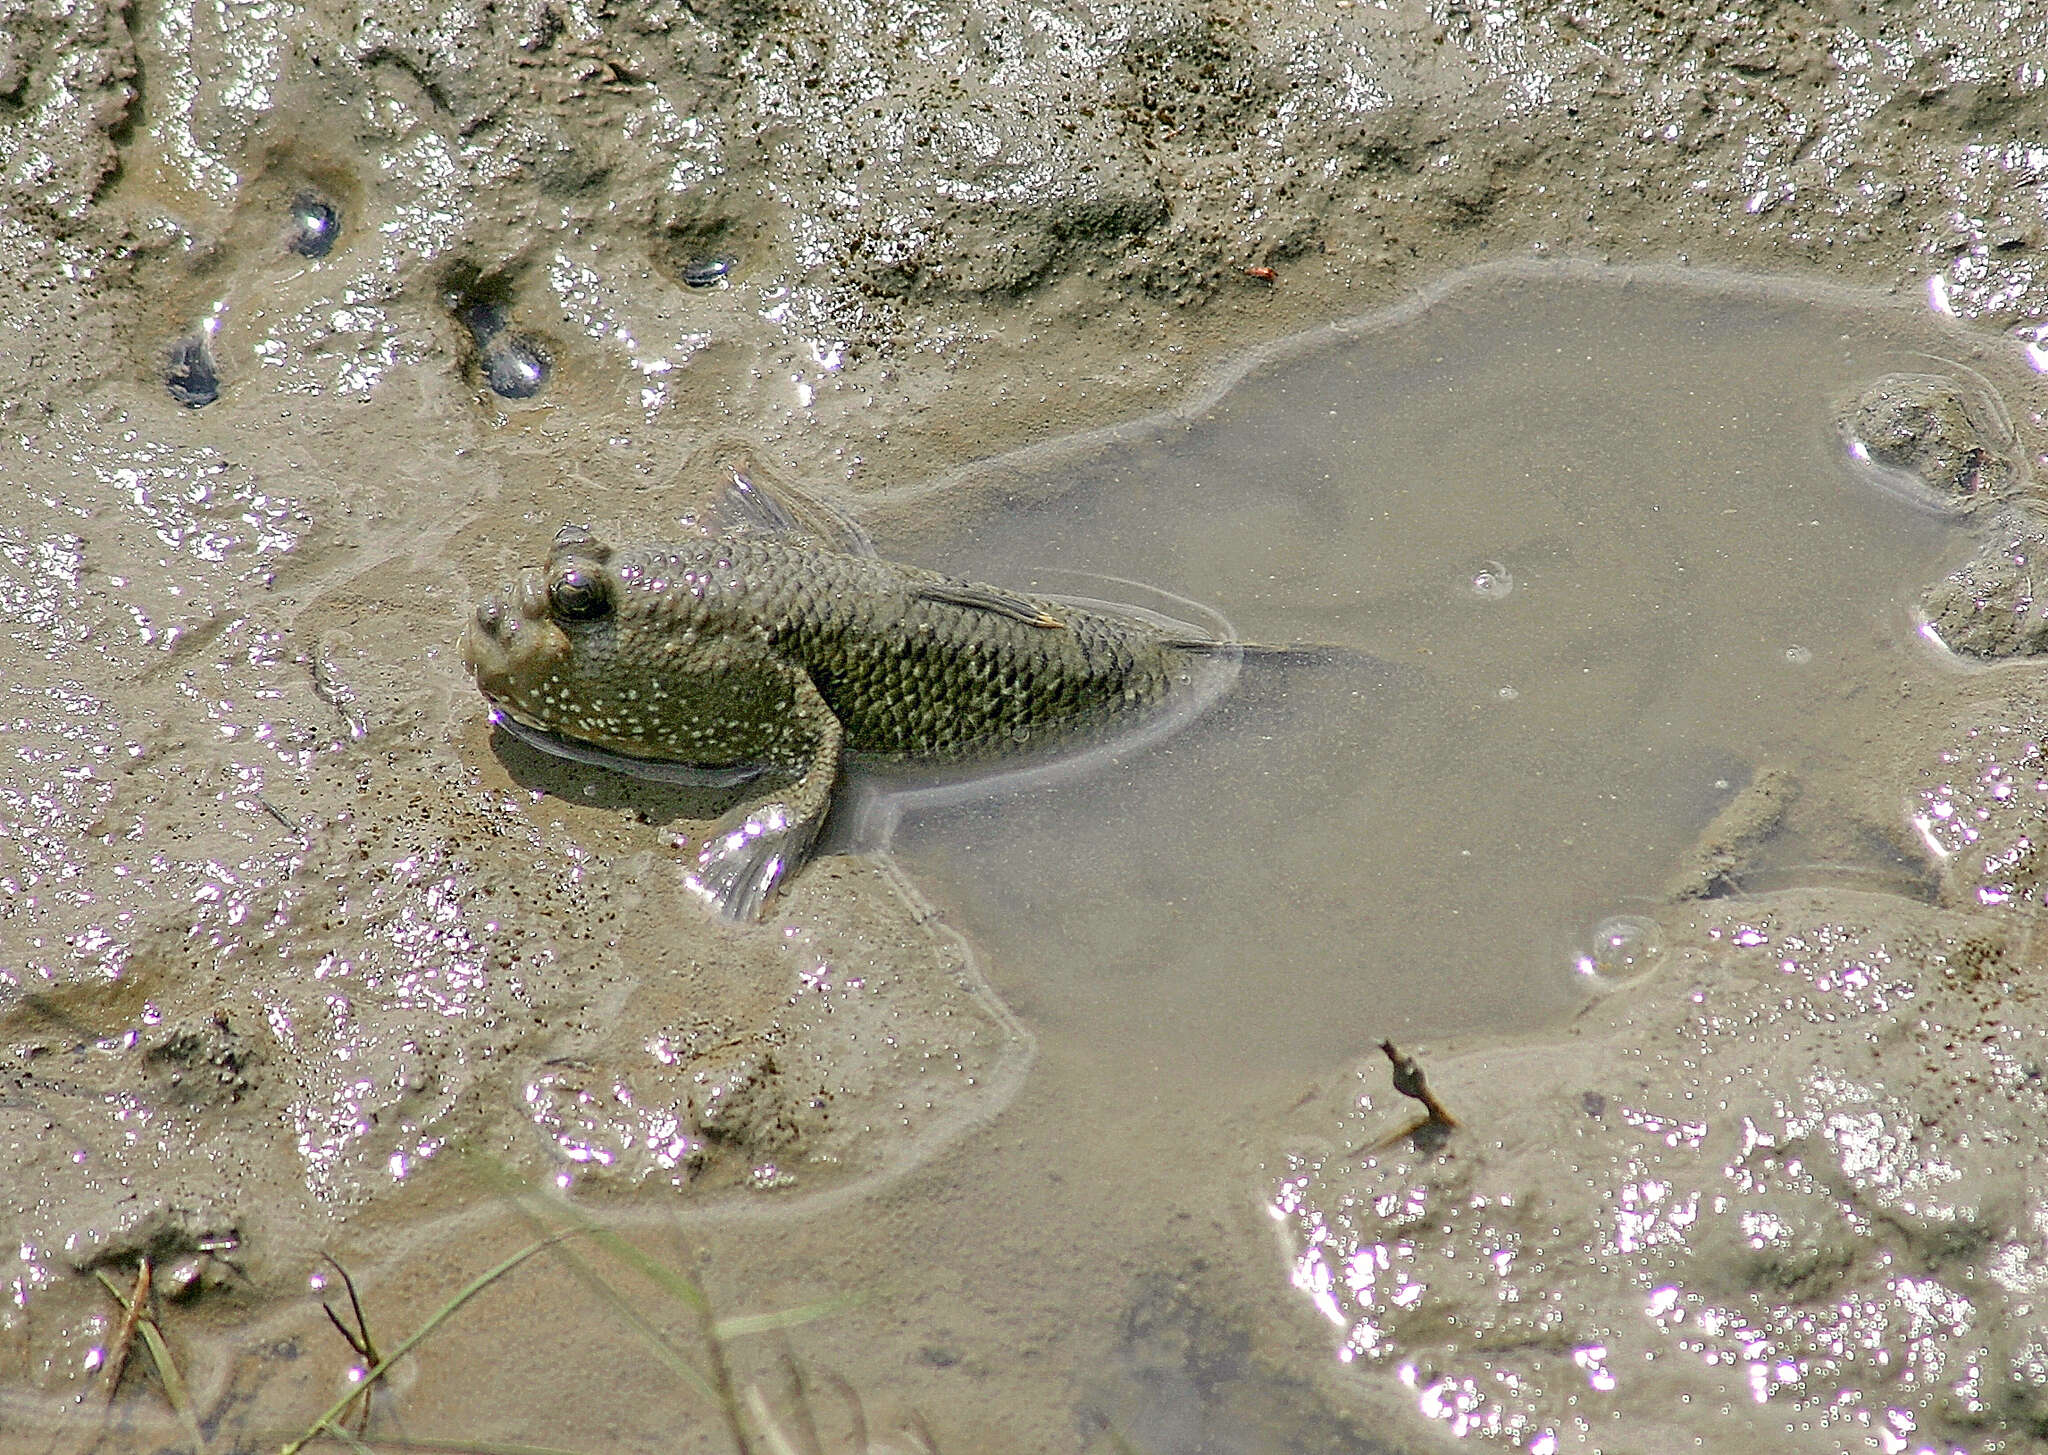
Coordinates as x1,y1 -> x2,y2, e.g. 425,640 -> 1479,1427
879,267 -> 1973,1106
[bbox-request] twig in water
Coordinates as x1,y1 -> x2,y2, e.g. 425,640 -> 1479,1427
102,1256 -> 151,1402
317,1255 -> 384,1435
1368,1040 -> 1461,1151
95,1260 -> 206,1452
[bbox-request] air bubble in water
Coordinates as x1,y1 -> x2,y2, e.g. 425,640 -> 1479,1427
1470,561 -> 1514,600
483,333 -> 550,399
1574,915 -> 1666,987
166,333 -> 219,407
288,194 -> 341,258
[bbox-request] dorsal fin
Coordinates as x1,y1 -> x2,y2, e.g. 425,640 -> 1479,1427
716,471 -> 803,535
679,443 -> 876,558
915,580 -> 1066,629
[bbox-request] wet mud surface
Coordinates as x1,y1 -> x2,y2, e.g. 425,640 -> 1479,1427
6,0 -> 2048,1448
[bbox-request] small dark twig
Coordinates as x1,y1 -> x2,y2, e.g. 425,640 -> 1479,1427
1381,1040 -> 1459,1129
1367,1041 -> 1460,1151
318,1255 -> 382,1434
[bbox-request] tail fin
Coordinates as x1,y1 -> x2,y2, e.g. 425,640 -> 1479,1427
1167,638 -> 1382,670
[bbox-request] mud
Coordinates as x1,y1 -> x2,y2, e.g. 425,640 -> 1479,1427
6,0 -> 2048,1448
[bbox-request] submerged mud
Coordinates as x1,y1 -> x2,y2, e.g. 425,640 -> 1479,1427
5,265 -> 2041,1454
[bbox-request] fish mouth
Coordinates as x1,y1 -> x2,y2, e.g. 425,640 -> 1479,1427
459,617 -> 526,703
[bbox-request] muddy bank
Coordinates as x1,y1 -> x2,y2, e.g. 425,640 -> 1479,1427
4,0 -> 2046,487
1269,883 -> 2048,1452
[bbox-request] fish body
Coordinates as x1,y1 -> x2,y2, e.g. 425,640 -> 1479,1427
462,521 -> 1218,919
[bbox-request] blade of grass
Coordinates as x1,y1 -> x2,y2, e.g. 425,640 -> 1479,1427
518,1210 -> 723,1407
307,1438 -> 589,1455
485,1185 -> 723,1411
503,1180 -> 856,1340
281,1231 -> 573,1455
518,1211 -> 750,1455
711,1295 -> 861,1341
774,1337 -> 824,1455
684,1267 -> 751,1455
252,1433 -> 592,1455
475,1162 -> 853,1455
823,1373 -> 867,1454
134,1317 -> 207,1454
900,1407 -> 941,1455
744,1384 -> 803,1455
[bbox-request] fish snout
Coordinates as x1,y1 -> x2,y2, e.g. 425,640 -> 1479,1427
459,600 -> 509,690
461,571 -> 567,696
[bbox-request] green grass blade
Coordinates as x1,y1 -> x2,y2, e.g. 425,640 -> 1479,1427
744,1385 -> 804,1455
134,1317 -> 208,1454
529,1220 -> 722,1406
322,1438 -> 590,1455
251,1434 -> 592,1455
504,1185 -> 855,1342
486,1185 -> 725,1408
710,1293 -> 861,1341
281,1231 -> 572,1455
572,1218 -> 712,1316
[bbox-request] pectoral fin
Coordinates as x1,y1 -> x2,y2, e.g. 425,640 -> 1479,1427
915,581 -> 1065,629
683,668 -> 845,922
685,799 -> 823,924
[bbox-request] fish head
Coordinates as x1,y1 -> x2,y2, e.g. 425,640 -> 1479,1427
463,525 -> 632,745
463,527 -> 782,771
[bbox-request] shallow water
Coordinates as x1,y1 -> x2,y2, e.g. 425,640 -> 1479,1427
2,267 -> 2024,1452
882,270 -> 1968,1109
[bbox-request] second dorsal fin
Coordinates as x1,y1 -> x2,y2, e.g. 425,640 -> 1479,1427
915,580 -> 1066,629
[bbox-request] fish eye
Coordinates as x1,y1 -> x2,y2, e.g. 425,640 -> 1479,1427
547,566 -> 611,623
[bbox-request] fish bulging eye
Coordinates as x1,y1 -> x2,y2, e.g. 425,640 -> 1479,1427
548,566 -> 611,623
